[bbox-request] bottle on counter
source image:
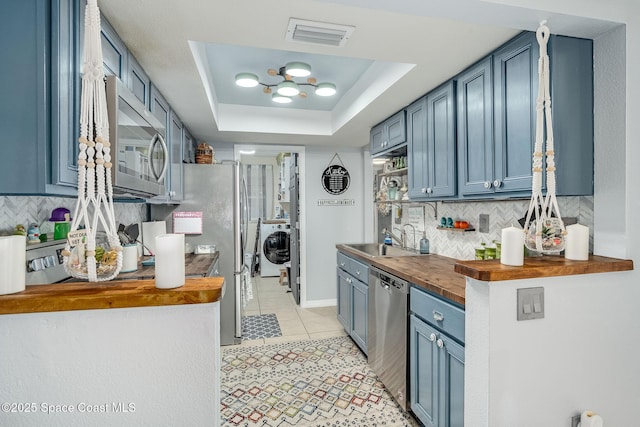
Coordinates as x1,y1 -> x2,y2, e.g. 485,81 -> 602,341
384,233 -> 393,246
419,232 -> 430,254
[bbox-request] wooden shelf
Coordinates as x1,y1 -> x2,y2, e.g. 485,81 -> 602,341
437,226 -> 476,232
379,167 -> 408,177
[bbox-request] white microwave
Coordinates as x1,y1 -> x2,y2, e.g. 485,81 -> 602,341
105,75 -> 168,198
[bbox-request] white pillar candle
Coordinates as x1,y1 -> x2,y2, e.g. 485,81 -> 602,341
0,235 -> 26,295
564,223 -> 589,260
121,243 -> 139,273
155,234 -> 185,289
500,226 -> 524,266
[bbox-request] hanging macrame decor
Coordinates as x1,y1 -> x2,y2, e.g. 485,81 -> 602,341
523,22 -> 566,254
62,0 -> 122,281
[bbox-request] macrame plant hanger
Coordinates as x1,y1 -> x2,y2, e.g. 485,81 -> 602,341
523,22 -> 566,254
63,0 -> 122,281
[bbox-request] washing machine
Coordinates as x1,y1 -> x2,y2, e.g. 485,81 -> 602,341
260,220 -> 290,277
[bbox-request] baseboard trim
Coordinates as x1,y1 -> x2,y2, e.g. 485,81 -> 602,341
300,298 -> 336,309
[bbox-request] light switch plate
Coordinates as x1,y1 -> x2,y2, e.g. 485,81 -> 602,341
517,287 -> 545,320
479,214 -> 489,233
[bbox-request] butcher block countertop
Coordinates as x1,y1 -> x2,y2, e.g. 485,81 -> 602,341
336,244 -> 466,306
454,255 -> 634,281
117,252 -> 218,280
337,244 -> 634,307
0,277 -> 224,315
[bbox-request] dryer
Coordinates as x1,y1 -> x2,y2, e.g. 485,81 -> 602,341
260,220 -> 290,277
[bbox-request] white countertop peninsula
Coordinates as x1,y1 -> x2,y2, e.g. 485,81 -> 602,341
0,278 -> 223,426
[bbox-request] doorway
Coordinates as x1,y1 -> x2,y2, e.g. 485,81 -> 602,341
235,145 -> 305,306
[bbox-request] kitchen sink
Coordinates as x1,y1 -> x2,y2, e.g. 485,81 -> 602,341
345,243 -> 427,258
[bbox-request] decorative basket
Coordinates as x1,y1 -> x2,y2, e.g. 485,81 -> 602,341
196,143 -> 214,164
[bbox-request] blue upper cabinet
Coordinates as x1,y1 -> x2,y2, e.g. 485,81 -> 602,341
457,31 -> 594,198
456,57 -> 494,196
493,32 -> 539,194
128,55 -> 151,108
0,0 -> 81,196
370,110 -> 407,155
548,35 -> 594,196
408,81 -> 456,200
100,15 -> 128,84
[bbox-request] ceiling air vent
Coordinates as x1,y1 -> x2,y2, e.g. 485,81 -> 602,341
286,18 -> 355,47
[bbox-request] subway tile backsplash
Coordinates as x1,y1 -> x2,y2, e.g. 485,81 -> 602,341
0,196 -> 147,236
383,196 -> 594,260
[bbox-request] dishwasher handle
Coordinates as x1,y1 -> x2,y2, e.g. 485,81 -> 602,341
370,266 -> 408,294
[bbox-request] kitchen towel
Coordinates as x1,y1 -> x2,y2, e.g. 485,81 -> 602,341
155,234 -> 185,289
142,221 -> 166,255
500,226 -> 524,266
564,223 -> 590,260
580,410 -> 603,427
0,235 -> 26,295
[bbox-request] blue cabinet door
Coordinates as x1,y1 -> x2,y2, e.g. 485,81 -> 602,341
128,54 -> 150,107
493,32 -> 538,193
439,336 -> 465,427
371,110 -> 407,155
100,15 -> 128,82
351,278 -> 368,355
427,81 -> 457,198
0,0 -> 81,196
370,123 -> 385,155
336,269 -> 352,332
407,96 -> 428,199
457,57 -> 494,196
410,314 -> 438,427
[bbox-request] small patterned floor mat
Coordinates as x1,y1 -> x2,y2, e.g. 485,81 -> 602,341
242,314 -> 282,340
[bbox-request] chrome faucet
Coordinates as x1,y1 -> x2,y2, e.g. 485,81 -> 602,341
403,223 -> 416,250
393,227 -> 405,247
382,227 -> 404,247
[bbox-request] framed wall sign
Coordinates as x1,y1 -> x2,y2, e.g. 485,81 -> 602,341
322,153 -> 350,195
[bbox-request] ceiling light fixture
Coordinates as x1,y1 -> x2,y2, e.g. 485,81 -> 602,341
235,63 -> 336,104
272,93 -> 293,104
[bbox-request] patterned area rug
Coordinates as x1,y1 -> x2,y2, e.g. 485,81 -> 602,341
220,336 -> 418,426
242,314 -> 283,340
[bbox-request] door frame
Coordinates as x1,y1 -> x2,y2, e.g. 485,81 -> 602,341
235,144 -> 307,306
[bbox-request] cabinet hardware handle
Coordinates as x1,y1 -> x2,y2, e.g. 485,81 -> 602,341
483,181 -> 492,189
437,338 -> 444,348
493,179 -> 502,188
355,270 -> 360,275
429,333 -> 437,342
433,310 -> 444,322
340,262 -> 345,267
422,188 -> 427,193
427,187 -> 433,194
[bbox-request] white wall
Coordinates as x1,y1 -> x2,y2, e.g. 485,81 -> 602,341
304,147 -> 367,305
593,24 -> 627,258
0,303 -> 220,427
466,272 -> 637,426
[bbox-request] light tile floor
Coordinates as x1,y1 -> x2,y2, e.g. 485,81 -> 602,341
234,275 -> 346,346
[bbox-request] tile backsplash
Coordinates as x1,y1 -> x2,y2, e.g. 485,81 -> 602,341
0,196 -> 147,236
380,196 -> 594,260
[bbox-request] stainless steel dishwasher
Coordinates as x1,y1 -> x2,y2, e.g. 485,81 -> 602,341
368,266 -> 409,410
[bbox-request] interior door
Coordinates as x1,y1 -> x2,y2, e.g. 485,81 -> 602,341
288,153 -> 301,304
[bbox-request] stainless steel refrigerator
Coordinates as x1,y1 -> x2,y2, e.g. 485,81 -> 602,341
151,162 -> 247,345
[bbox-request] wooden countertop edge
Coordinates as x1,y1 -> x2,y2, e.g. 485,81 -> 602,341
0,277 -> 224,315
336,244 -> 466,306
454,255 -> 634,281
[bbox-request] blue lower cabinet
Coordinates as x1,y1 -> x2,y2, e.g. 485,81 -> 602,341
351,279 -> 368,354
337,268 -> 352,331
409,287 -> 465,427
410,315 -> 439,427
336,252 -> 369,355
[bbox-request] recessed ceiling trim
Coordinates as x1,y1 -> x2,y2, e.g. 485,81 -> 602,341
286,18 -> 355,47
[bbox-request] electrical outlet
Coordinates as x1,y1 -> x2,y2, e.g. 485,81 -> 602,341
517,287 -> 544,321
479,214 -> 489,233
